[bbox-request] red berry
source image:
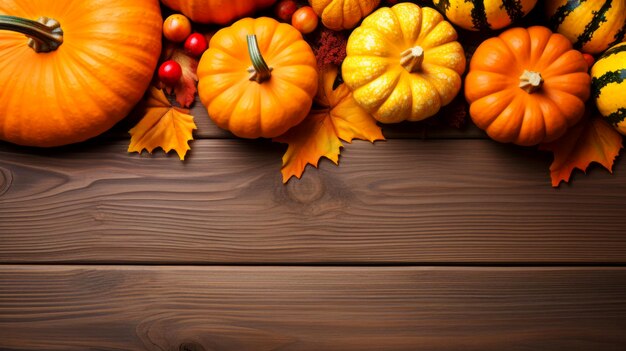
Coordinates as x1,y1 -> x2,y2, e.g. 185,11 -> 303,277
163,14 -> 192,43
274,0 -> 298,22
184,33 -> 209,58
158,60 -> 182,86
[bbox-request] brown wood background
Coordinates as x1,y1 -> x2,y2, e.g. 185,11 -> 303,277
1,97 -> 626,350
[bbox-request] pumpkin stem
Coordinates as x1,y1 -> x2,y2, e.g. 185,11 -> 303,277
519,70 -> 543,94
400,45 -> 424,73
246,34 -> 273,83
0,15 -> 63,53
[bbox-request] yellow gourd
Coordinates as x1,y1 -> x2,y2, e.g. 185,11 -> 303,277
342,3 -> 466,123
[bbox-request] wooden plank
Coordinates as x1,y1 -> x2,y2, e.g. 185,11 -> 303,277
1,139 -> 625,264
108,97 -> 487,140
0,266 -> 625,350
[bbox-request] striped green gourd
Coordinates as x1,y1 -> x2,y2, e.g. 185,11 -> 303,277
546,0 -> 626,55
433,0 -> 537,31
591,42 -> 626,135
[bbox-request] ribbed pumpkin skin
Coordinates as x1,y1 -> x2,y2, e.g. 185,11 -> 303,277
161,0 -> 276,24
0,0 -> 162,147
309,0 -> 380,31
591,42 -> 626,135
433,0 -> 537,31
465,26 -> 590,146
197,17 -> 318,139
546,0 -> 626,55
341,3 -> 466,123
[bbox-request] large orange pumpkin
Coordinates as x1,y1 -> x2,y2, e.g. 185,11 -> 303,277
465,26 -> 590,146
0,0 -> 162,147
161,0 -> 276,24
197,17 -> 318,139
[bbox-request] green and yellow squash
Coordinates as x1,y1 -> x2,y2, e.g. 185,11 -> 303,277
433,0 -> 537,31
591,42 -> 626,135
545,0 -> 626,55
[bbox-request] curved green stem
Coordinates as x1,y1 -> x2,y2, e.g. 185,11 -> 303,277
0,15 -> 63,53
247,34 -> 272,83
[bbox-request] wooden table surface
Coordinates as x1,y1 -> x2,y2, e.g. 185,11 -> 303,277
1,98 -> 626,350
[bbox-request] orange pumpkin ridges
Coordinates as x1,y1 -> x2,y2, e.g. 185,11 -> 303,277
309,0 -> 380,31
0,1 -> 163,147
161,0 -> 277,24
197,17 -> 318,139
465,26 -> 591,146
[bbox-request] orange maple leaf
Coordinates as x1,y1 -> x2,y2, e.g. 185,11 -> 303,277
128,87 -> 197,160
274,66 -> 385,183
539,110 -> 623,187
162,43 -> 198,108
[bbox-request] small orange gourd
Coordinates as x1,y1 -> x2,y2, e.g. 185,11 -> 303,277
465,26 -> 591,146
309,0 -> 380,31
0,0 -> 162,147
197,17 -> 318,139
161,0 -> 276,24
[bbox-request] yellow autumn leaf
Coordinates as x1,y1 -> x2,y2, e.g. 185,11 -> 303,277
274,66 -> 385,183
128,87 -> 197,160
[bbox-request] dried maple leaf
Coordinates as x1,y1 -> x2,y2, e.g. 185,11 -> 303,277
161,43 -> 199,108
274,66 -> 385,183
128,87 -> 197,160
539,110 -> 623,187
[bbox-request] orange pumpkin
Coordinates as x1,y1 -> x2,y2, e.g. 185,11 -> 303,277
0,0 -> 162,147
197,17 -> 318,139
465,26 -> 590,146
309,0 -> 380,30
161,0 -> 276,24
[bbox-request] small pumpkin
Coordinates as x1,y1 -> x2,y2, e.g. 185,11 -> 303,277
465,26 -> 590,146
545,0 -> 626,55
341,3 -> 466,123
433,0 -> 537,31
309,0 -> 380,31
591,42 -> 626,135
197,17 -> 318,139
161,0 -> 276,24
0,0 -> 162,147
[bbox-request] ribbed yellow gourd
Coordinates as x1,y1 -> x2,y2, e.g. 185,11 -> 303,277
341,3 -> 466,123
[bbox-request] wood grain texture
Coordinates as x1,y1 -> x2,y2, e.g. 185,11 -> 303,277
1,266 -> 625,351
1,139 -> 625,264
108,97 -> 487,140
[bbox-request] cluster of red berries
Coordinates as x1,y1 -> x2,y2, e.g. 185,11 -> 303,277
158,14 -> 208,86
273,0 -> 319,34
